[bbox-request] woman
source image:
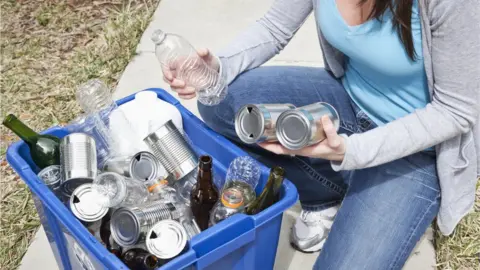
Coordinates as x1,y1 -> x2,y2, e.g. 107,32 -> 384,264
161,0 -> 479,268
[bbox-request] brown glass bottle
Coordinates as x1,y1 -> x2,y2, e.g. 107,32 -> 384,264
190,155 -> 219,231
246,166 -> 285,215
122,248 -> 159,270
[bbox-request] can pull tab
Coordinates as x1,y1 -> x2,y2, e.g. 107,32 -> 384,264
150,231 -> 158,239
247,107 -> 253,113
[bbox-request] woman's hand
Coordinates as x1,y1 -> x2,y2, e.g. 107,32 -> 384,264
162,48 -> 220,100
258,115 -> 346,161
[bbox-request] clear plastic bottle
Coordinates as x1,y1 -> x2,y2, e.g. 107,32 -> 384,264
173,170 -> 197,206
92,172 -> 149,208
209,187 -> 245,226
222,156 -> 261,207
147,179 -> 180,203
76,79 -> 141,163
151,29 -> 228,106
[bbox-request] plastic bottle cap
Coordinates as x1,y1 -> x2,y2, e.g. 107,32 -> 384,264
221,187 -> 244,209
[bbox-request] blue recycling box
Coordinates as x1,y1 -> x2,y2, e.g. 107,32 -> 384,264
6,88 -> 298,270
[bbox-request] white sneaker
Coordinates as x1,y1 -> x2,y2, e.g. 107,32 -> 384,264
290,205 -> 339,253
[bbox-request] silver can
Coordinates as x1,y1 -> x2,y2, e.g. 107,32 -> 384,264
143,120 -> 197,181
69,184 -> 109,223
235,103 -> 295,144
60,133 -> 97,196
276,102 -> 340,150
103,151 -> 167,182
146,220 -> 188,259
110,202 -> 180,246
37,165 -> 63,196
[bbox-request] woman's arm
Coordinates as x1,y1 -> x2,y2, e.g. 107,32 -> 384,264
217,0 -> 313,85
333,0 -> 479,170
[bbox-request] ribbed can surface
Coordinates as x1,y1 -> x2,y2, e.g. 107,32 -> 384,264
144,120 -> 197,181
60,133 -> 97,196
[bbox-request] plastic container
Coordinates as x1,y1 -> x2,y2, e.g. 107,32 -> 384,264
6,88 -> 298,270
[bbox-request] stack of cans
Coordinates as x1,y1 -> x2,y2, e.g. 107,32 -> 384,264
235,102 -> 340,150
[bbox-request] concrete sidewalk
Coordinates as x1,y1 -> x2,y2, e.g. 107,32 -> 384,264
20,0 -> 437,269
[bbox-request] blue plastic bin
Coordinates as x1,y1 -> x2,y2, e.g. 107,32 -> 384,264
6,88 -> 298,270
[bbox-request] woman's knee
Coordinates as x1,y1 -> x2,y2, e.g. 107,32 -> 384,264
197,95 -> 236,137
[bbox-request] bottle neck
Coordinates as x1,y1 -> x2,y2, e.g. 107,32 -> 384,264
2,114 -> 37,144
198,168 -> 214,188
271,167 -> 285,192
197,156 -> 214,189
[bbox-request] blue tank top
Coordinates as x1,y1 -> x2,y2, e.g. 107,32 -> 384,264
317,0 -> 429,126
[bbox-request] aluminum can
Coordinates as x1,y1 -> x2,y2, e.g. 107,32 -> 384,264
69,183 -> 109,223
235,103 -> 295,144
276,102 -> 340,150
110,202 -> 180,246
60,133 -> 97,196
37,165 -> 63,196
146,220 -> 188,259
143,120 -> 197,181
103,151 -> 167,181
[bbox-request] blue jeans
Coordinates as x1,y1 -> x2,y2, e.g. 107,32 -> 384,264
198,66 -> 440,270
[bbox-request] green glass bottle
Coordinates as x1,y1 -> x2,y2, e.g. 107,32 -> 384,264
2,114 -> 60,170
246,166 -> 285,215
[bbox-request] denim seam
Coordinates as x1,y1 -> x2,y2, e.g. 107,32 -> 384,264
302,201 -> 342,212
384,168 -> 440,193
340,120 -> 356,134
293,157 -> 346,195
388,197 -> 439,270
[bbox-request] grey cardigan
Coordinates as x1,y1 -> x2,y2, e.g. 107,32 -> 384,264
216,0 -> 479,235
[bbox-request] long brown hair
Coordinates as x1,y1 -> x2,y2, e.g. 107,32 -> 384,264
360,0 -> 416,60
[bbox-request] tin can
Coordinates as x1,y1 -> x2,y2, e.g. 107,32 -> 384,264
235,103 -> 296,144
276,102 -> 340,150
146,220 -> 187,259
37,165 -> 63,196
110,202 -> 180,246
60,133 -> 97,196
69,184 -> 109,223
143,120 -> 197,181
103,151 -> 167,182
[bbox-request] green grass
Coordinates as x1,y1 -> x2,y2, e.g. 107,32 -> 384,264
435,182 -> 480,269
0,0 -> 159,269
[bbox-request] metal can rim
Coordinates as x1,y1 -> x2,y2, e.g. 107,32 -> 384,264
276,109 -> 312,150
69,183 -> 109,223
110,207 -> 141,247
146,219 -> 187,259
234,104 -> 266,144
